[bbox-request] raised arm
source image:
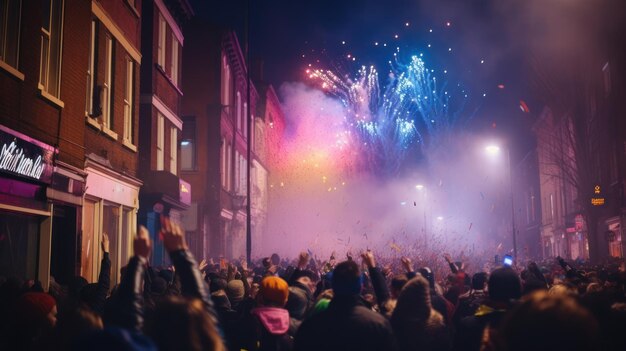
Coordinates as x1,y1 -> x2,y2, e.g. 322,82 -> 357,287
160,216 -> 219,323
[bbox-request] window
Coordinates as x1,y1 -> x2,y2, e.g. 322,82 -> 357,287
236,92 -> 241,131
181,118 -> 196,170
0,0 -> 22,70
157,14 -> 166,68
39,0 -> 64,97
123,58 -> 134,143
549,193 -> 554,220
102,35 -> 113,129
243,102 -> 248,138
221,55 -> 230,107
220,137 -> 226,187
170,127 -> 177,175
234,150 -> 240,192
83,200 -> 135,283
156,113 -> 164,170
226,143 -> 231,190
86,20 -> 96,115
171,34 -> 179,86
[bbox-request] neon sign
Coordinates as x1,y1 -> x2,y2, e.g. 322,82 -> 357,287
0,125 -> 55,183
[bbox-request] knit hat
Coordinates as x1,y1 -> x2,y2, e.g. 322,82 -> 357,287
259,276 -> 289,307
489,267 -> 522,302
227,280 -> 245,302
17,292 -> 56,325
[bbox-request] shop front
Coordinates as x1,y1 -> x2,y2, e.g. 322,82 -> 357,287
82,155 -> 141,283
0,125 -> 55,289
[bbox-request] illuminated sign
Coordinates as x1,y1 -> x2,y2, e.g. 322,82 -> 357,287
591,185 -> 605,206
179,179 -> 191,205
0,125 -> 55,183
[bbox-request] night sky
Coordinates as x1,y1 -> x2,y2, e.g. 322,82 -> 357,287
190,0 -> 536,158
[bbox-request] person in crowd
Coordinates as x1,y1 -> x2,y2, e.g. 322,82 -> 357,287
236,276 -> 293,351
494,291 -> 600,351
454,266 -> 521,351
453,272 -> 488,327
294,259 -> 396,351
391,275 -> 451,351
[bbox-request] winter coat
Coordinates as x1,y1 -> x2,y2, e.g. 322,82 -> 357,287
294,295 -> 397,351
235,307 -> 293,351
391,276 -> 452,351
453,303 -> 508,351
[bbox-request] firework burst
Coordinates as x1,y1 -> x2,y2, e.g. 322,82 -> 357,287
308,55 -> 467,175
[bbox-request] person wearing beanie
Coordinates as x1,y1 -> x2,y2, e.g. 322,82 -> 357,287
235,276 -> 293,351
227,279 -> 245,306
454,267 -> 521,351
294,260 -> 396,351
7,292 -> 58,350
391,276 -> 451,351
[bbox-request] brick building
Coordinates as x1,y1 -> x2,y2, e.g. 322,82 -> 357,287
181,22 -> 261,259
0,0 -> 90,289
81,0 -> 143,283
138,0 -> 193,265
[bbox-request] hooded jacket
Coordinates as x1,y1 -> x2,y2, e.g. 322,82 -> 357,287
294,294 -> 396,351
391,276 -> 452,351
236,306 -> 293,351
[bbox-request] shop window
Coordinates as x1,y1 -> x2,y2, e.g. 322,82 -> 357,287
0,211 -> 39,281
102,204 -> 119,283
81,198 -> 96,281
181,117 -> 196,170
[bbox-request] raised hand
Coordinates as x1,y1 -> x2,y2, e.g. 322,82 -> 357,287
101,233 -> 110,253
134,226 -> 151,258
199,259 -> 208,272
298,251 -> 310,269
160,216 -> 187,252
401,256 -> 413,272
361,250 -> 376,268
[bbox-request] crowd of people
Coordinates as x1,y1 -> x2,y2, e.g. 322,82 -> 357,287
1,217 -> 625,350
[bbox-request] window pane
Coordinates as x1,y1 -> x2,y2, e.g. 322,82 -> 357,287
157,114 -> 164,170
0,0 -> 22,67
102,204 -> 119,283
120,208 -> 131,265
47,0 -> 63,97
81,199 -> 96,281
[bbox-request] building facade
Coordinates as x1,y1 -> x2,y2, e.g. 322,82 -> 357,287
182,22 -> 263,259
512,149 -> 543,260
0,0 -> 91,289
81,0 -> 143,284
138,0 -> 193,266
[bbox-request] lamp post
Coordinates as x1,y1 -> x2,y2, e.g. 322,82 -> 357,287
486,145 -> 517,259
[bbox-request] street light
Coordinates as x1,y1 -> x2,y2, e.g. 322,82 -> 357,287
485,144 -> 517,259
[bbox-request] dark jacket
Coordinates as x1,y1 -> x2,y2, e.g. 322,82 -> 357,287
453,303 -> 508,351
391,276 -> 451,351
107,249 -> 219,332
294,295 -> 397,351
106,255 -> 146,331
